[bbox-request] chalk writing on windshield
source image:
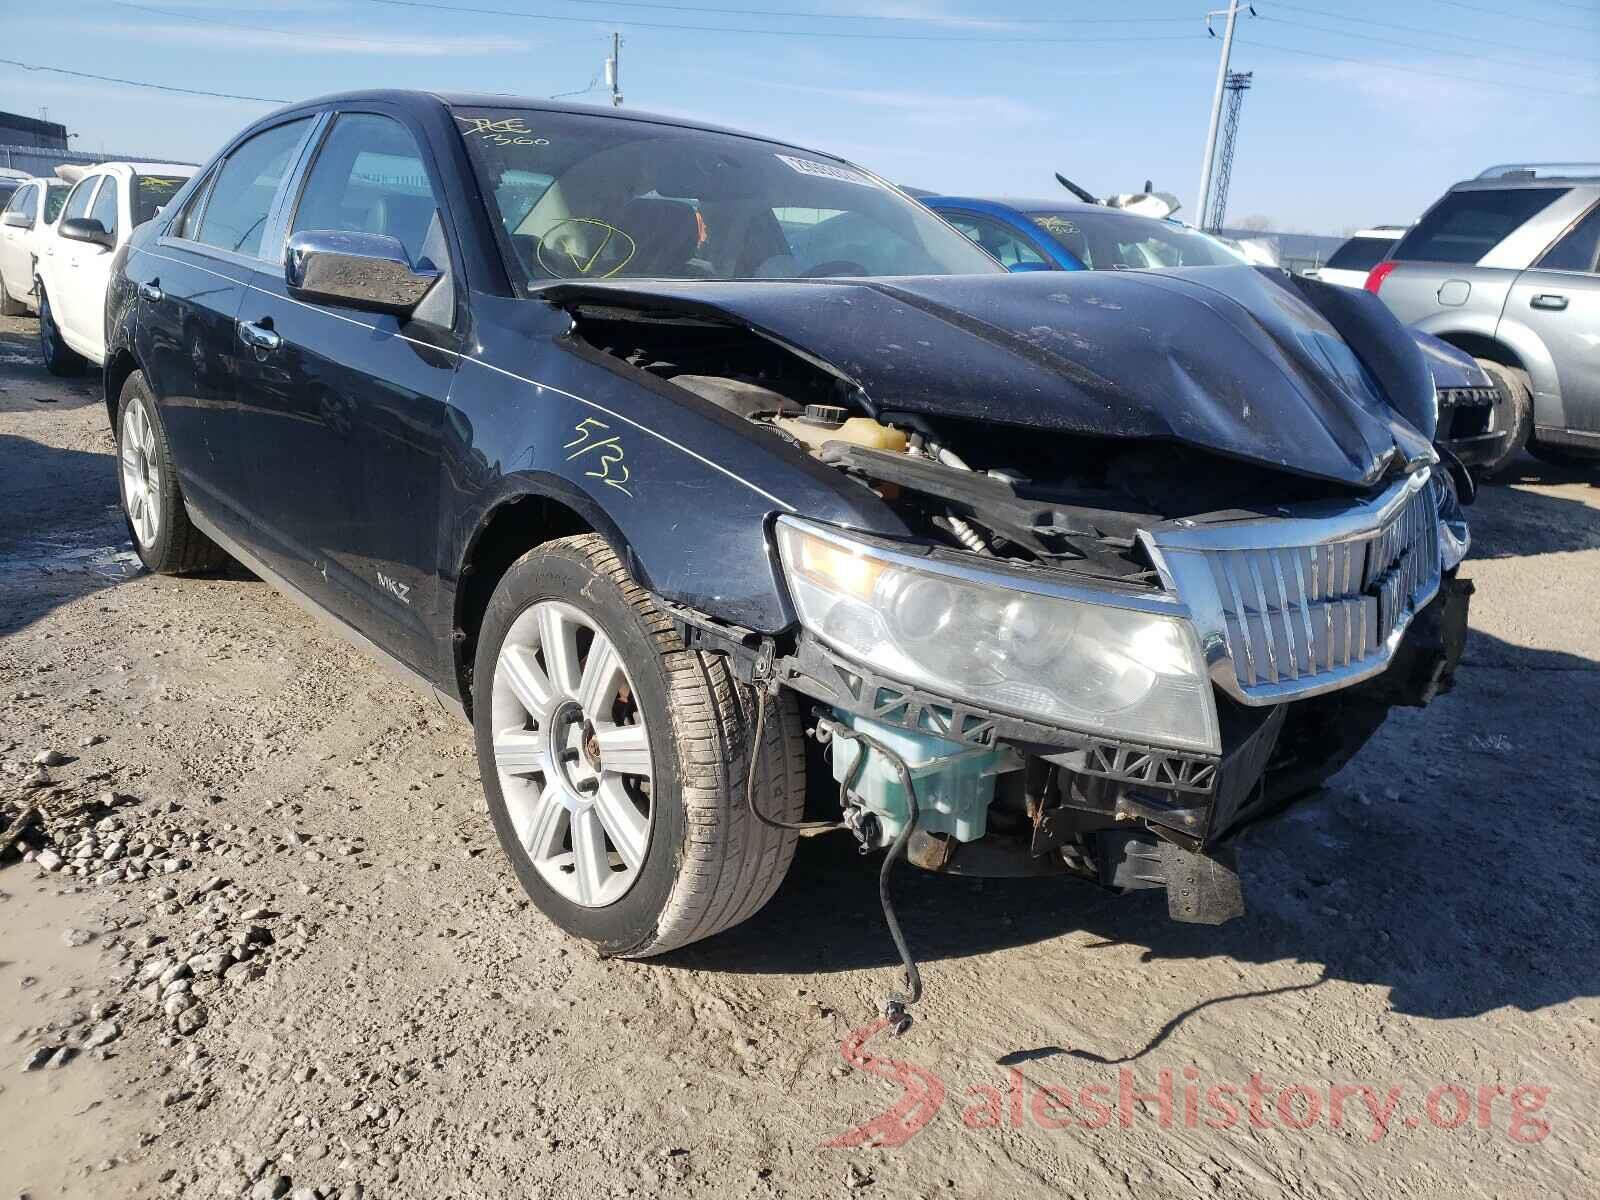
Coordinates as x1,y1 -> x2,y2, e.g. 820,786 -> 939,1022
456,116 -> 550,147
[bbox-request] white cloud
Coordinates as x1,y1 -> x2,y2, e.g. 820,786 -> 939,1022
50,18 -> 534,57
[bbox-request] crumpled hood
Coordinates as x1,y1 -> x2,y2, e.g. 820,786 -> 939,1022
545,265 -> 1438,489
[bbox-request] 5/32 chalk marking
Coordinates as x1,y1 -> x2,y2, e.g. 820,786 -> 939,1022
564,417 -> 634,497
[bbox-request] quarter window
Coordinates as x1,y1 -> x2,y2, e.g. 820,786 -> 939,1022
62,177 -> 99,224
1537,204 -> 1600,273
1392,188 -> 1569,265
196,118 -> 312,258
4,184 -> 34,215
90,176 -> 119,238
291,113 -> 441,266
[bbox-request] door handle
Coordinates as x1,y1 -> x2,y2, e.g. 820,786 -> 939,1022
238,319 -> 281,352
138,280 -> 163,303
1531,293 -> 1568,311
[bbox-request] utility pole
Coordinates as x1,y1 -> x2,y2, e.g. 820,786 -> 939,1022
605,32 -> 623,107
1206,71 -> 1252,232
1195,1 -> 1252,227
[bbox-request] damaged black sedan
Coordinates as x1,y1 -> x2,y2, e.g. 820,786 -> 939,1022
104,91 -> 1471,1026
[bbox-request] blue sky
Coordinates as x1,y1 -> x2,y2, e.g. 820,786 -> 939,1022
4,0 -> 1597,233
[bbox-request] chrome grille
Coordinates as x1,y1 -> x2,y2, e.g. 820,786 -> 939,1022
1144,470 -> 1444,704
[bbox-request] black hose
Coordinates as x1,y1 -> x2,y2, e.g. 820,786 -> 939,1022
828,722 -> 923,1035
745,688 -> 846,836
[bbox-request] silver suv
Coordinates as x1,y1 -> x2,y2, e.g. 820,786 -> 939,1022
1368,163 -> 1600,474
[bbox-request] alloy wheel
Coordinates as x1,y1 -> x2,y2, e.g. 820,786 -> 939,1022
490,599 -> 654,908
120,398 -> 162,548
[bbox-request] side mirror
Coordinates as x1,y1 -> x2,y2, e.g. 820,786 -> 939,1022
286,230 -> 440,316
1007,260 -> 1054,273
59,217 -> 114,248
2,211 -> 32,230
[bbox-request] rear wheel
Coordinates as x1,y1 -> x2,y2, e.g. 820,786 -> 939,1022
37,286 -> 86,376
1473,359 -> 1532,479
473,534 -> 806,958
0,271 -> 27,316
116,371 -> 227,575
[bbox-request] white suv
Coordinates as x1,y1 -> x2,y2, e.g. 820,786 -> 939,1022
1307,226 -> 1407,290
35,161 -> 194,374
0,175 -> 73,316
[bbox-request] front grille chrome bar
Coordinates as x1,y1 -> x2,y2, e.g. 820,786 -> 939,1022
1141,469 -> 1444,705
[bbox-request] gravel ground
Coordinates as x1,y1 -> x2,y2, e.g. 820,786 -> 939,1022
1,312 -> 1597,1199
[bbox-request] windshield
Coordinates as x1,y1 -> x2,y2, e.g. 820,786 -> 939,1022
453,107 -> 1000,286
133,175 -> 189,226
1027,209 -> 1242,269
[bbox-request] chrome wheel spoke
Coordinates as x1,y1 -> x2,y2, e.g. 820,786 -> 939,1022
593,778 -> 648,872
498,644 -> 558,725
517,780 -> 567,859
493,729 -> 547,776
594,722 -> 651,779
575,631 -> 623,720
537,604 -> 583,699
569,808 -> 610,904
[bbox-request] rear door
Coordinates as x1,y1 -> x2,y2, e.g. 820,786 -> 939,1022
234,106 -> 460,673
0,183 -> 36,301
137,116 -> 318,540
1503,201 -> 1600,434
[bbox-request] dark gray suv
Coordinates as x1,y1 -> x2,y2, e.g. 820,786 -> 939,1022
1368,164 -> 1600,474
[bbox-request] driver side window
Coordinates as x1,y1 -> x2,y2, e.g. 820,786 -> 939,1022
62,177 -> 99,224
291,113 -> 441,267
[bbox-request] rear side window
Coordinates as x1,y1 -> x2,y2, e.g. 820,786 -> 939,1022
1325,236 -> 1396,271
1537,204 -> 1600,273
1392,188 -> 1568,264
3,184 -> 33,215
90,176 -> 119,238
62,177 -> 99,223
43,184 -> 69,223
134,175 -> 189,226
197,118 -> 311,258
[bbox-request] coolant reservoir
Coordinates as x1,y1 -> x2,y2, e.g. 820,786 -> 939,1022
774,404 -> 908,455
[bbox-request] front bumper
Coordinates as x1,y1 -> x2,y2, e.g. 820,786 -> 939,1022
1438,385 -> 1511,468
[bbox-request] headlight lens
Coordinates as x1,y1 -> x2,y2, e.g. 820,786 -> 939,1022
776,518 -> 1220,753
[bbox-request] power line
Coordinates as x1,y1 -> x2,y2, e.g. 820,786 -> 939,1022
0,56 -> 286,103
348,0 -> 1204,43
1259,13 -> 1599,81
1271,0 -> 1600,66
1422,0 -> 1600,33
1233,37 -> 1596,99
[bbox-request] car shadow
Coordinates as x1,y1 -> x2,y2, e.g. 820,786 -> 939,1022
666,627 -> 1600,1024
1466,466 -> 1600,560
0,320 -> 105,413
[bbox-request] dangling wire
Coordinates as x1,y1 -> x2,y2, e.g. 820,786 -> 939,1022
745,688 -> 845,836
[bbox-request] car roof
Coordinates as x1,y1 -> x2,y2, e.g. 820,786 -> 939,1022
926,196 -> 1103,215
73,162 -> 198,179
1350,227 -> 1406,239
263,89 -> 846,164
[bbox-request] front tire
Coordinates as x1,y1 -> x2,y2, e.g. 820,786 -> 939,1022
116,371 -> 227,575
37,286 -> 86,376
473,534 -> 805,958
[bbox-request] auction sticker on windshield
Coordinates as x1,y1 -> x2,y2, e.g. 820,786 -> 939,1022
775,154 -> 877,189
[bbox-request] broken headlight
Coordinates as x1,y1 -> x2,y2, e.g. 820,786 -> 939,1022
775,517 -> 1220,753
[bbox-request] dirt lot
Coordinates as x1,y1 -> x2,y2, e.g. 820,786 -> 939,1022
2,311 -> 1597,1199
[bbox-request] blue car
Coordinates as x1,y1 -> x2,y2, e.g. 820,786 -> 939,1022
925,195 -> 1510,472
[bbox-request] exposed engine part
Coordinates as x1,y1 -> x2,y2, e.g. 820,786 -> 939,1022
821,716 -> 925,1037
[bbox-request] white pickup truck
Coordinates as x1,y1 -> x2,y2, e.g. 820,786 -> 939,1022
35,161 -> 194,374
